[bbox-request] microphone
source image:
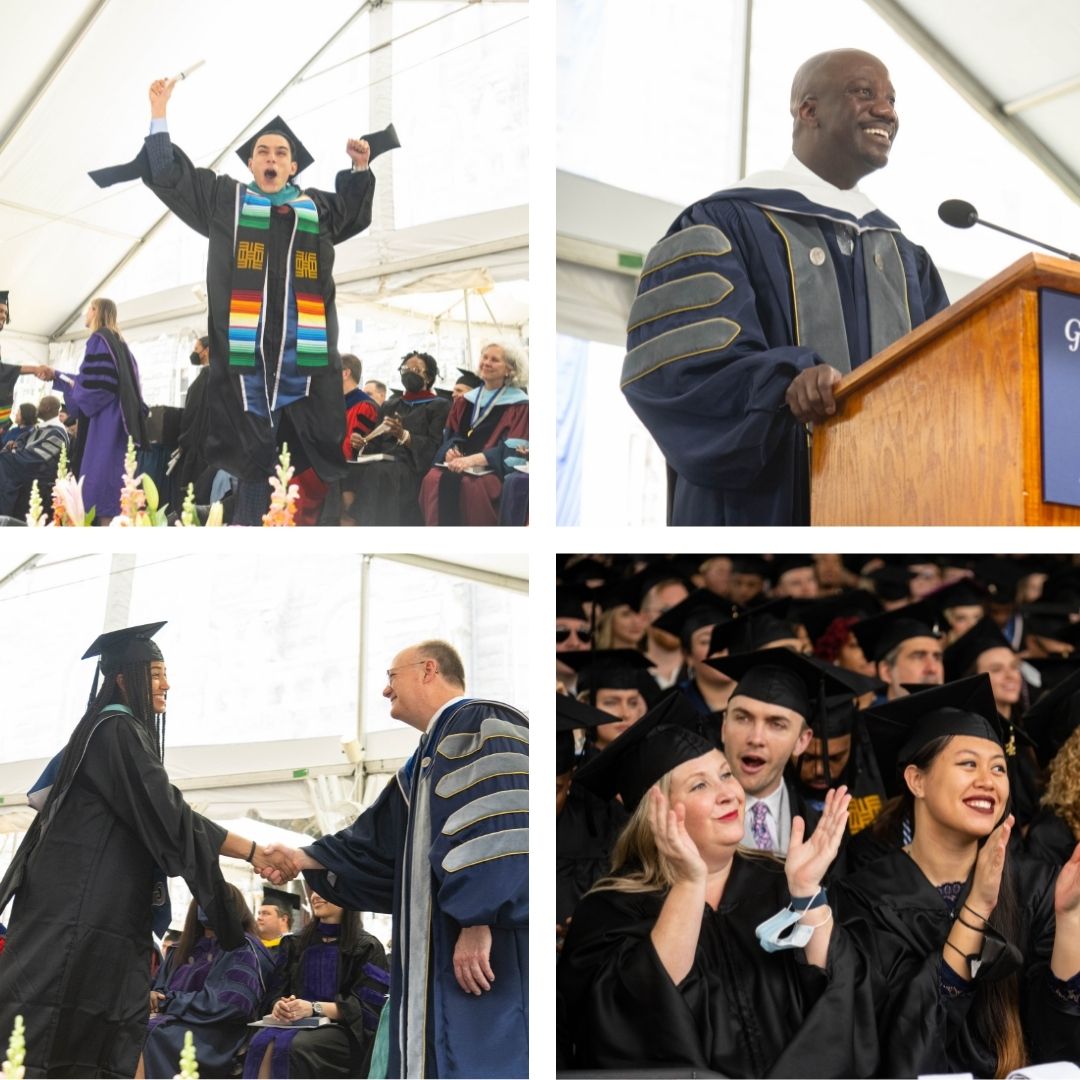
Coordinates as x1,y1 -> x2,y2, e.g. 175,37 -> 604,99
938,199 -> 1080,262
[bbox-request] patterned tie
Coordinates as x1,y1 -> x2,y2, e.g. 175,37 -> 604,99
750,801 -> 772,851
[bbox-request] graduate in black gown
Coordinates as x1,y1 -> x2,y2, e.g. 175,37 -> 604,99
555,694 -> 628,952
832,676 -> 1080,1077
0,623 -> 295,1078
558,690 -> 879,1078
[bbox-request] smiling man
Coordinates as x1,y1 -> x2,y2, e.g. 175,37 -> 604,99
622,49 -> 950,525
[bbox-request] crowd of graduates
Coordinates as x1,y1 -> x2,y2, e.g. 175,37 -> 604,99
555,554 -> 1080,1078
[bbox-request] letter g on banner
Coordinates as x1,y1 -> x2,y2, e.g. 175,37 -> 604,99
1065,317 -> 1080,352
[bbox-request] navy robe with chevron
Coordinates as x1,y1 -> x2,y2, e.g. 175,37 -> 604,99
303,698 -> 528,1079
622,187 -> 949,526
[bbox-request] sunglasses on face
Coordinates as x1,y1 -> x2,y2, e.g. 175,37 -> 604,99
556,627 -> 592,644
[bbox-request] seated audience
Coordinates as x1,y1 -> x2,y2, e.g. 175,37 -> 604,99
1,401 -> 37,449
0,395 -> 70,516
419,341 -> 528,526
138,886 -> 274,1079
244,891 -> 389,1080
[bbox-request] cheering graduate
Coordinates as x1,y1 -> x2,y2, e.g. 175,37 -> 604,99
141,888 -> 275,1079
0,623 -> 292,1077
91,78 -> 383,525
558,692 -> 878,1077
244,892 -> 389,1080
833,676 -> 1080,1077
420,341 -> 529,526
621,49 -> 948,526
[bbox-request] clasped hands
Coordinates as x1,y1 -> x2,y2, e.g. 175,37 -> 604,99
445,447 -> 485,473
272,995 -> 316,1022
250,842 -> 305,885
31,365 -> 54,381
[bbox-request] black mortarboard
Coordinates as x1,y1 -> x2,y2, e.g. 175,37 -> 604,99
772,554 -> 816,580
863,674 -> 1007,798
726,597 -> 802,653
929,579 -> 991,620
237,116 -> 315,174
262,887 -> 301,915
0,290 -> 9,322
358,123 -> 401,162
793,589 -> 882,647
851,601 -> 942,663
1023,663 -> 1080,767
730,556 -> 770,580
82,621 -> 167,676
556,587 -> 588,622
943,617 -> 1016,682
1040,568 -> 1080,610
573,691 -> 714,811
971,558 -> 1024,601
705,647 -> 858,720
560,649 -> 657,697
865,565 -> 916,602
556,693 -> 613,773
455,367 -> 483,389
599,571 -> 648,614
651,589 -> 738,647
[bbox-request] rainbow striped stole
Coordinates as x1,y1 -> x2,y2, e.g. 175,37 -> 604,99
227,189 -> 328,369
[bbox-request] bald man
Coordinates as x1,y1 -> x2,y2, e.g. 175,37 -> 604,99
622,49 -> 949,526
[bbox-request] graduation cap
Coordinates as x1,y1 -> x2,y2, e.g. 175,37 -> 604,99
556,693 -> 613,773
262,887 -> 301,917
730,555 -> 770,579
556,587 -> 588,624
237,118 -> 401,176
652,589 -> 738,648
83,621 -> 167,677
862,674 -> 1011,798
705,647 -> 860,721
771,554 -> 815,580
864,565 -> 916,602
943,616 -> 1016,682
850,600 -> 942,664
454,367 -> 483,389
970,558 -> 1025,601
573,691 -> 714,811
929,578 -> 991,621
793,589 -> 883,648
1023,662 -> 1080,767
559,649 -> 658,701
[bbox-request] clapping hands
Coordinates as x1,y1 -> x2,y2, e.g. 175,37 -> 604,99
647,785 -> 707,886
785,784 -> 851,897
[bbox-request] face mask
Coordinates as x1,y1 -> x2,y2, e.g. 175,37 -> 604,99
401,370 -> 425,392
189,351 -> 202,366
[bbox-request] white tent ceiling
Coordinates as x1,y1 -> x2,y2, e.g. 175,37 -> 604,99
0,0 -> 528,350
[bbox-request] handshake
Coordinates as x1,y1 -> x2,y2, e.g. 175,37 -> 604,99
248,842 -> 316,886
31,365 -> 55,381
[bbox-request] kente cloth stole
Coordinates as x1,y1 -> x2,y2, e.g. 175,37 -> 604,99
227,190 -> 327,370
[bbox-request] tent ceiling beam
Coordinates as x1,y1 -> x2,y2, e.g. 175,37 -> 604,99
376,553 -> 527,592
865,0 -> 1080,204
336,232 -> 528,286
0,0 -> 112,161
50,0 -> 376,340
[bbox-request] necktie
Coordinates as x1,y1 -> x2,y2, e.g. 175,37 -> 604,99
750,801 -> 772,851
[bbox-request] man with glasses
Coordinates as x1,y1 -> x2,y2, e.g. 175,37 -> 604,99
261,640 -> 529,1079
557,588 -> 593,694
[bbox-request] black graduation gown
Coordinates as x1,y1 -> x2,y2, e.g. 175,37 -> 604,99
267,930 -> 389,1078
140,134 -> 375,482
832,848 -> 1079,1077
557,853 -> 879,1077
349,392 -> 450,525
0,708 -> 238,1078
175,364 -> 213,503
1024,806 -> 1079,868
555,784 -> 628,928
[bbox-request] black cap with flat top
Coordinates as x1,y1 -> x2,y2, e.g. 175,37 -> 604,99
572,691 -> 714,811
82,621 -> 167,675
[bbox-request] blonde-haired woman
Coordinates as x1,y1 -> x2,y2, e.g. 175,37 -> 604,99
42,297 -> 148,523
419,340 -> 528,525
557,692 -> 876,1077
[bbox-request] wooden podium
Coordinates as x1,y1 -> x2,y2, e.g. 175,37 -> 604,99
811,253 -> 1080,525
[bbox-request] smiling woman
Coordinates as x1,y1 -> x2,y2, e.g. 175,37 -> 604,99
833,675 -> 1080,1077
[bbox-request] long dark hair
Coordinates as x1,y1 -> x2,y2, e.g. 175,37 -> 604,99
171,884 -> 256,969
884,735 -> 1027,1076
295,905 -> 366,956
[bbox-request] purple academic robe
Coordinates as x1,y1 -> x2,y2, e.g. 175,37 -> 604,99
54,331 -> 144,518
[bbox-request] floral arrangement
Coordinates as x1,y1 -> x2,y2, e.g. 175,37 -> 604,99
262,443 -> 300,527
175,1029 -> 199,1080
2,1014 -> 24,1080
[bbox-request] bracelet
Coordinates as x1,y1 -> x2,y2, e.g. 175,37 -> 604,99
789,886 -> 827,911
962,902 -> 989,924
245,839 -> 257,864
957,915 -> 985,933
944,938 -> 979,970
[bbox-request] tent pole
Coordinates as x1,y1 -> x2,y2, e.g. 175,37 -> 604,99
464,289 -> 473,364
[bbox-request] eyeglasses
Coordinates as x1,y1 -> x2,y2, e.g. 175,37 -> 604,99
386,661 -> 428,684
556,627 -> 592,644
